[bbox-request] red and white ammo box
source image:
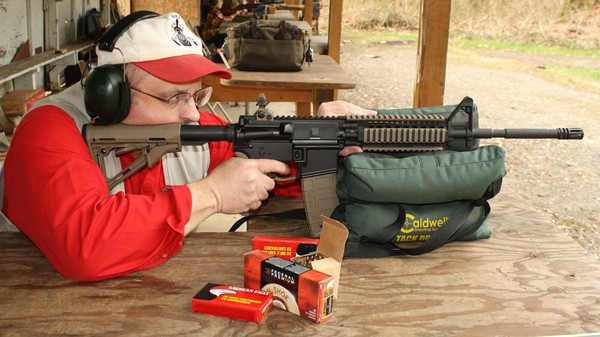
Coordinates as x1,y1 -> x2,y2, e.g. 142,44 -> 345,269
244,216 -> 349,323
192,283 -> 273,323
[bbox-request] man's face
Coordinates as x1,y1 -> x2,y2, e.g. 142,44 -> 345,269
123,65 -> 203,125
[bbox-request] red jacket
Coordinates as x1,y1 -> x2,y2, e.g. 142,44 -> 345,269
2,107 -> 234,281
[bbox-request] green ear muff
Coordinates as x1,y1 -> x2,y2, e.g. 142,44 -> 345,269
83,65 -> 130,125
84,11 -> 159,125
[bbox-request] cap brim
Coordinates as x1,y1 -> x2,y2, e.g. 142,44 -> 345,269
134,54 -> 232,83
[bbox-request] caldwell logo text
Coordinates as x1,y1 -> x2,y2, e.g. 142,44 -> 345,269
395,213 -> 448,242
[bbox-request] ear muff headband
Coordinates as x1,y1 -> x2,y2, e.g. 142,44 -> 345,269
84,11 -> 159,125
97,11 -> 159,51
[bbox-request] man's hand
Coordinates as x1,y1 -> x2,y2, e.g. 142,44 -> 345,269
317,101 -> 377,156
317,100 -> 377,118
200,157 -> 289,214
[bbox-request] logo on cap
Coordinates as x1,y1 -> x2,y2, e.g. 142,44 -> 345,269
170,15 -> 197,47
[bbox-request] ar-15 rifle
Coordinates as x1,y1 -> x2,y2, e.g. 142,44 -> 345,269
82,96 -> 584,237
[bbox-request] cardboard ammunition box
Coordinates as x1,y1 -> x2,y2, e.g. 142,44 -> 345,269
244,216 -> 348,323
244,250 -> 335,323
291,215 -> 349,299
192,283 -> 273,323
252,236 -> 319,260
0,89 -> 45,117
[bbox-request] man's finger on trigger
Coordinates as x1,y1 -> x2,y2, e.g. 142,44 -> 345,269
257,159 -> 290,175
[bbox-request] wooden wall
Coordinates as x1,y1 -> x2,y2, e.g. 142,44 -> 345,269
131,0 -> 201,27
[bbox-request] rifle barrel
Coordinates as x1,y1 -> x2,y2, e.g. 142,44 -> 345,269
470,128 -> 584,140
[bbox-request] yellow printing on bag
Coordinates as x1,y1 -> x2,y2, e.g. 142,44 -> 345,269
396,213 -> 448,242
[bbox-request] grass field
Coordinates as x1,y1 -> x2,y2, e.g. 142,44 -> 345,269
319,0 -> 600,51
315,0 -> 600,90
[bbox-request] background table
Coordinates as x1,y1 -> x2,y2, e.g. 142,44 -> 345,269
231,10 -> 296,22
1,186 -> 599,336
220,19 -> 312,33
205,54 -> 356,116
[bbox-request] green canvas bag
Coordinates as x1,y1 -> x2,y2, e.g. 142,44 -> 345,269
333,103 -> 507,257
224,19 -> 311,71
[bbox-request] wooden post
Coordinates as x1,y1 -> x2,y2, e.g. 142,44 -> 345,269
123,0 -> 131,15
327,0 -> 343,64
412,0 -> 451,108
304,0 -> 313,26
131,0 -> 200,26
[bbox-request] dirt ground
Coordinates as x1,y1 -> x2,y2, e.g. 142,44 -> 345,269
336,41 -> 600,260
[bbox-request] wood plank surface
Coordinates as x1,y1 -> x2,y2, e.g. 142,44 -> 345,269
220,54 -> 355,89
1,187 -> 599,336
205,54 -> 355,116
204,76 -> 314,103
220,20 -> 312,34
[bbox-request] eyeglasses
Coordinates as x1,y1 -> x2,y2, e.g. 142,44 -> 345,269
130,86 -> 213,109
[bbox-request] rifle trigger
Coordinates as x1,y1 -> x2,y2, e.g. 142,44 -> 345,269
267,172 -> 297,182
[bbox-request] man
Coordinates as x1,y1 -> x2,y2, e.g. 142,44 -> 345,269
1,12 -> 374,282
1,12 -> 290,282
201,0 -> 239,49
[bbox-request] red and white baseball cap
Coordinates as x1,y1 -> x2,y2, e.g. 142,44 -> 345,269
96,12 -> 231,82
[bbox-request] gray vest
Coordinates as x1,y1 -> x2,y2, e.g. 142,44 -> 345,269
0,84 -> 209,231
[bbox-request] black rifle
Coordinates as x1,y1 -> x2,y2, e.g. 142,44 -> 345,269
82,96 -> 584,237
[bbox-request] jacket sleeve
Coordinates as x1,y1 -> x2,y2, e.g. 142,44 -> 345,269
2,107 -> 192,281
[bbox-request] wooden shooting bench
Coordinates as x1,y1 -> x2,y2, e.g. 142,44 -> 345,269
204,54 -> 356,116
1,185 -> 599,336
